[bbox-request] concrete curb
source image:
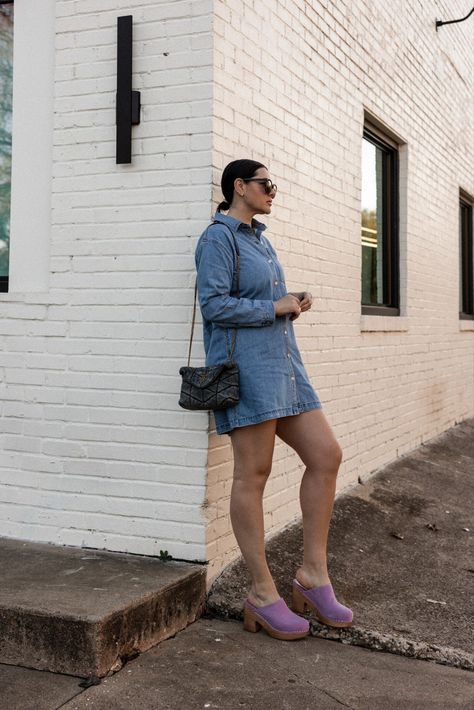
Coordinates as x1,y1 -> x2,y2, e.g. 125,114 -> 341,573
308,622 -> 474,672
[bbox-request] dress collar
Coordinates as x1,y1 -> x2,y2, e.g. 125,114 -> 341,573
212,212 -> 267,239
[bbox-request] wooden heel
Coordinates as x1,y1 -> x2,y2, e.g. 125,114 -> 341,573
243,607 -> 260,632
291,586 -> 307,613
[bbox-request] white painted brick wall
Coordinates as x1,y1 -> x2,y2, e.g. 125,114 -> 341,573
1,0 -> 473,589
206,0 -> 474,584
0,0 -> 214,561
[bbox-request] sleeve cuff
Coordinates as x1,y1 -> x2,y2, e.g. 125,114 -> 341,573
261,302 -> 276,325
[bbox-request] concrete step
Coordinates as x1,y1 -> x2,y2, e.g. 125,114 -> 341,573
0,538 -> 206,678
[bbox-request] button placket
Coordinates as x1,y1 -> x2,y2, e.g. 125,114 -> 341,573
264,238 -> 285,293
262,243 -> 275,271
257,238 -> 278,290
288,359 -> 297,401
284,313 -> 296,394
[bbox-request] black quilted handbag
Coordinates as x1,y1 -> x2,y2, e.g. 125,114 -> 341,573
178,224 -> 240,411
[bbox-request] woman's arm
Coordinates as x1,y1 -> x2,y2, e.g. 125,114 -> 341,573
195,237 -> 276,327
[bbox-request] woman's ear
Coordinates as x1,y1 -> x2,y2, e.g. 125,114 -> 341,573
234,177 -> 244,198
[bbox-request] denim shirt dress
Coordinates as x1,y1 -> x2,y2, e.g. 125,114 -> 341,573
194,212 -> 322,436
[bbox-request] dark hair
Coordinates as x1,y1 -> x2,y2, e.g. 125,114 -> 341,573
217,159 -> 267,212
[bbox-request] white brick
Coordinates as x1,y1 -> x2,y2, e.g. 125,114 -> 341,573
0,0 -> 213,560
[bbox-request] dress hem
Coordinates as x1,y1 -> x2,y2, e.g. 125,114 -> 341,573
214,400 -> 323,436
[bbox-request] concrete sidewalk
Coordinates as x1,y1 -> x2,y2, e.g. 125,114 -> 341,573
1,616 -> 472,709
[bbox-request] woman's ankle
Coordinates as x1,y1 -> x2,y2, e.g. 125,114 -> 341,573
295,564 -> 330,588
248,582 -> 280,607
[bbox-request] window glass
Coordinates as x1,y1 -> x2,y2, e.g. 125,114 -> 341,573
0,2 -> 13,281
459,200 -> 474,317
361,136 -> 385,305
459,202 -> 463,310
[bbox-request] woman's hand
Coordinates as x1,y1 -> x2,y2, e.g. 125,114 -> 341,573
288,291 -> 313,320
273,294 -> 302,318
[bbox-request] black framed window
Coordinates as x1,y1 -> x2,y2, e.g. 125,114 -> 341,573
361,123 -> 399,315
0,0 -> 13,293
459,197 -> 473,319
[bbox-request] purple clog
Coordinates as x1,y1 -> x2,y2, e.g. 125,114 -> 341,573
243,596 -> 310,640
292,578 -> 353,627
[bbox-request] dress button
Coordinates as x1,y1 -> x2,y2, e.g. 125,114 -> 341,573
274,280 -> 278,285
284,330 -> 287,335
287,353 -> 290,357
268,258 -> 272,262
291,376 -> 295,380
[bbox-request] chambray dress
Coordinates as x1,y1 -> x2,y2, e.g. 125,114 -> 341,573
194,212 -> 322,436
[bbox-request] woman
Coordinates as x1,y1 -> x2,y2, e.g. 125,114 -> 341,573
195,159 -> 353,640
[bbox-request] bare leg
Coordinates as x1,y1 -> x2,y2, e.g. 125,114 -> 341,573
229,418 -> 280,607
276,408 -> 343,588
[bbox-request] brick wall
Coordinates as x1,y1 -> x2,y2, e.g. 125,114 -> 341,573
205,0 -> 474,584
0,0 -> 472,588
0,0 -> 214,560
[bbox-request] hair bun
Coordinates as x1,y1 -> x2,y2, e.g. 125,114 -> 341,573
217,200 -> 230,212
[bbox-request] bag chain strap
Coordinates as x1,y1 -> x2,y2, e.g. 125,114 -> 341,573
187,222 -> 240,366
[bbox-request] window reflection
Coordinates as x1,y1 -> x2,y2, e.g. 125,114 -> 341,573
361,137 -> 384,305
0,2 -> 13,281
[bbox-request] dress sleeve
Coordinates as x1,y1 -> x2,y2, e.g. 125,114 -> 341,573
195,236 -> 276,328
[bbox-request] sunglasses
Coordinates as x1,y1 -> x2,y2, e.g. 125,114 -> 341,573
241,177 -> 278,195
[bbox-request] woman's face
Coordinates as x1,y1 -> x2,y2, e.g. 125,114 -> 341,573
236,167 -> 276,215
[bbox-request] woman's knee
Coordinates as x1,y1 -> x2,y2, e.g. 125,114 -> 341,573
324,440 -> 343,469
233,460 -> 273,486
307,440 -> 343,473
333,441 -> 343,466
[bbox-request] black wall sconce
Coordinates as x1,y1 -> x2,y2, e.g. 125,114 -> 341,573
116,15 -> 141,164
436,5 -> 474,30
